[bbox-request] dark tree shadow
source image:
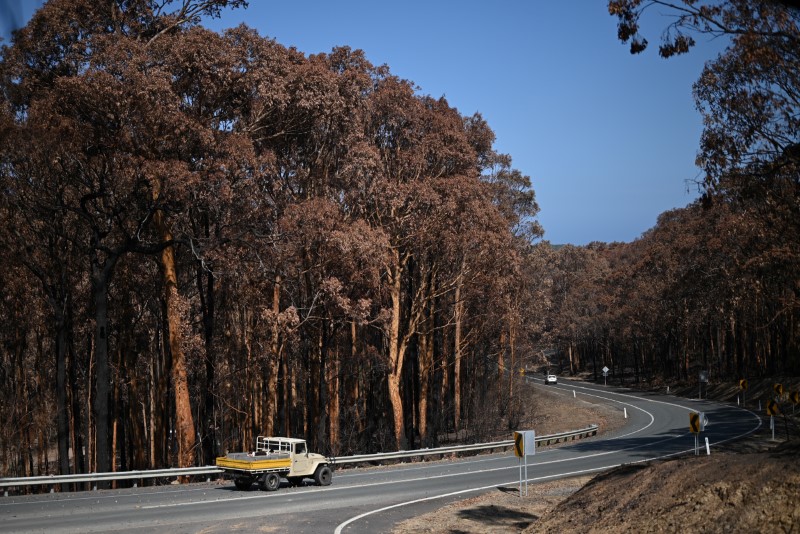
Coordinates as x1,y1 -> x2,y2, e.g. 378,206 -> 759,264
455,504 -> 538,531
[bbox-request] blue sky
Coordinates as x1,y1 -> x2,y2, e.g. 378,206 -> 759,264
3,1 -> 723,245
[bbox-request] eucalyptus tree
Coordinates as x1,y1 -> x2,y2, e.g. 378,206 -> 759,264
0,0 -> 248,476
609,0 -> 800,376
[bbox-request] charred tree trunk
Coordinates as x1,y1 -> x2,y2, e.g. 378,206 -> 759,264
68,340 -> 85,480
328,344 -> 341,455
418,324 -> 433,447
453,272 -> 464,433
90,254 -> 117,483
265,277 -> 281,437
53,294 -> 71,489
197,259 -> 216,465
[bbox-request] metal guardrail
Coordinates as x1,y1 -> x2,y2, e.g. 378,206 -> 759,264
329,424 -> 598,464
1,424 -> 597,493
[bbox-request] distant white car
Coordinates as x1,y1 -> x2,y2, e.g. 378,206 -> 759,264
544,374 -> 558,385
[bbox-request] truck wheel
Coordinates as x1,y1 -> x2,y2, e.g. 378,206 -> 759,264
313,465 -> 332,486
233,476 -> 254,490
259,473 -> 280,491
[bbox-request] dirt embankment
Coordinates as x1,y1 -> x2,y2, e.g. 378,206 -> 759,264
394,377 -> 800,534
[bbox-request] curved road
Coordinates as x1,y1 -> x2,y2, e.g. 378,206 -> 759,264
0,380 -> 761,533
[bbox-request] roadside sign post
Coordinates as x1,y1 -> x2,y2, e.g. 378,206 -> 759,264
766,400 -> 780,440
514,430 -> 536,497
689,412 -> 706,455
739,379 -> 748,407
602,366 -> 609,386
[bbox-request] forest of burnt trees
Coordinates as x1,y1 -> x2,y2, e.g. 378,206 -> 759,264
0,0 -> 797,483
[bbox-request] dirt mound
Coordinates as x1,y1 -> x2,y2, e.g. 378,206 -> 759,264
530,443 -> 800,533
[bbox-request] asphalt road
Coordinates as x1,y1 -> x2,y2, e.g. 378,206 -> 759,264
0,380 -> 761,534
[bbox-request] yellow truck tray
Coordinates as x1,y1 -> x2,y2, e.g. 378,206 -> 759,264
216,452 -> 291,471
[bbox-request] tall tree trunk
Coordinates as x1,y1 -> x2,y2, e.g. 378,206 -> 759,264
347,320 -> 364,437
126,349 -> 147,471
153,209 -> 196,470
54,296 -> 71,490
68,339 -> 85,484
418,323 -> 432,447
453,273 -> 464,433
508,316 -> 516,420
328,345 -> 340,454
312,325 -> 327,451
282,348 -> 291,437
387,250 -> 408,450
265,277 -> 281,437
197,259 -> 216,465
568,343 -> 575,375
91,257 -> 115,483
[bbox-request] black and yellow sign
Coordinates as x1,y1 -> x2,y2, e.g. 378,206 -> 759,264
514,432 -> 524,457
689,412 -> 701,434
790,391 -> 800,405
739,379 -> 748,391
766,399 -> 780,416
774,383 -> 784,396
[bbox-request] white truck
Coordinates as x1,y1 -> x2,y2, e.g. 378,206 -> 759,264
215,436 -> 333,491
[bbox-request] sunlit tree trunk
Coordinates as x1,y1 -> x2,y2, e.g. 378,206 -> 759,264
387,248 -> 408,450
568,343 -> 575,375
152,207 -> 196,470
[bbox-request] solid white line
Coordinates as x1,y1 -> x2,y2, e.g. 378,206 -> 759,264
0,484 -> 217,507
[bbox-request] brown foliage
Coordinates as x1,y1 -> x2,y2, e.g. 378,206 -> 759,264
0,0 -> 540,482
